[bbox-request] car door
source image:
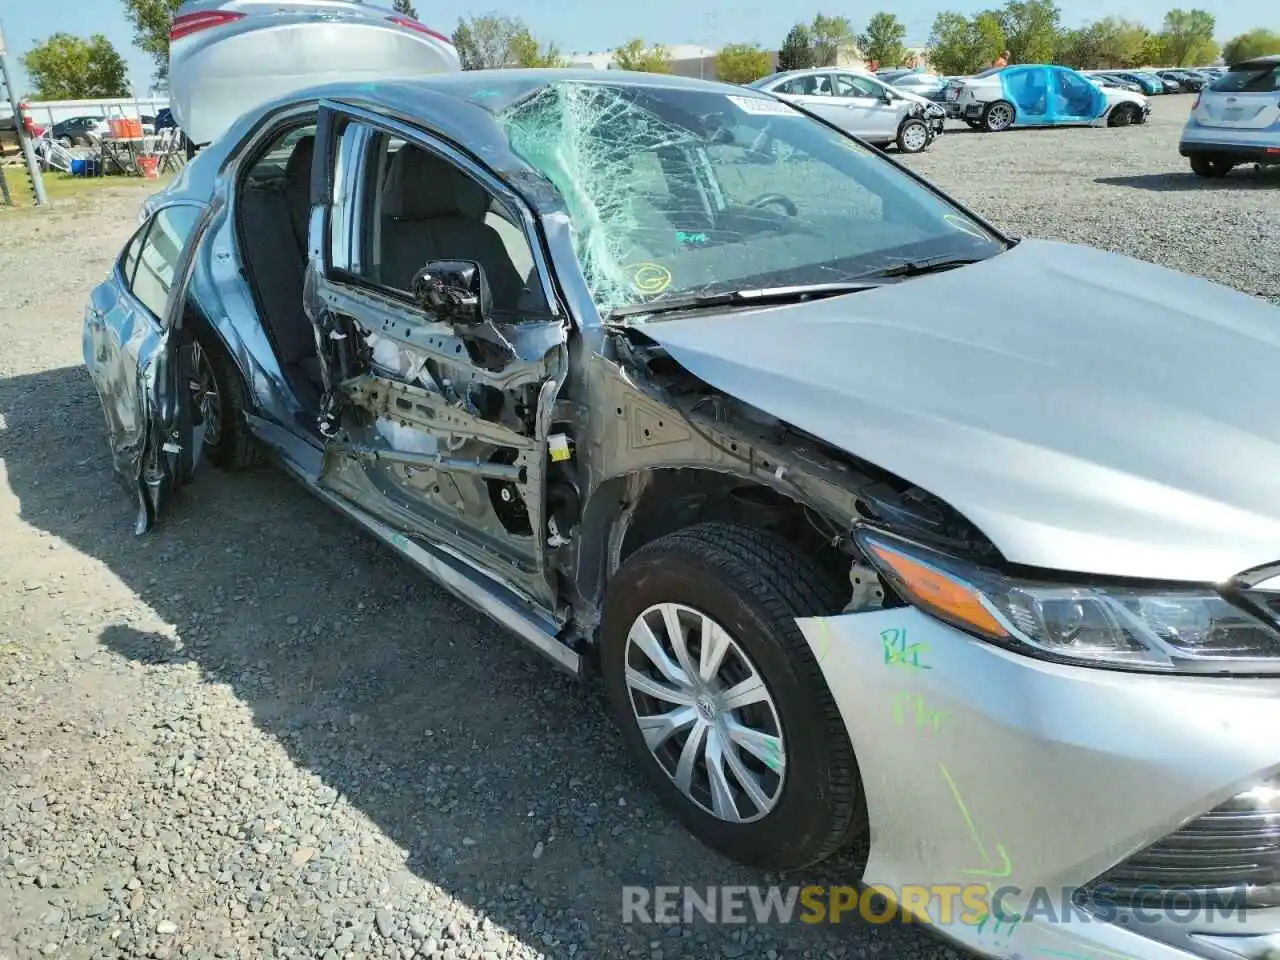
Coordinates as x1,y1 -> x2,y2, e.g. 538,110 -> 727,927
1000,65 -> 1051,125
83,201 -> 216,532
832,73 -> 900,141
1050,67 -> 1106,124
303,101 -> 570,609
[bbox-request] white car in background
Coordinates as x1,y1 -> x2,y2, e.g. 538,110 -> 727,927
945,64 -> 1149,131
169,0 -> 460,148
1180,55 -> 1280,178
749,68 -> 945,153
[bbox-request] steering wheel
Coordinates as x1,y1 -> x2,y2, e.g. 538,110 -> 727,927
748,193 -> 799,217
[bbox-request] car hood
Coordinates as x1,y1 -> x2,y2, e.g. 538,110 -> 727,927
639,238 -> 1280,583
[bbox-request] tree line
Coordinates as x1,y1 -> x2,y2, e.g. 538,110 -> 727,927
13,0 -> 1280,100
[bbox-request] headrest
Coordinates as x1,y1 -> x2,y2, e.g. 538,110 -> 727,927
284,135 -> 314,186
381,146 -> 489,220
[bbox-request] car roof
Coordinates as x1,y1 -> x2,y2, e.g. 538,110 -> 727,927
201,70 -> 780,194
1230,54 -> 1280,70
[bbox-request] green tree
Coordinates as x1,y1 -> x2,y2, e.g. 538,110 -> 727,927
715,43 -> 773,83
810,13 -> 856,66
508,29 -> 566,68
777,24 -> 816,70
927,10 -> 1006,75
612,38 -> 672,73
392,0 -> 419,18
997,0 -> 1061,64
1159,8 -> 1217,65
121,0 -> 181,80
1056,17 -> 1150,68
22,33 -> 130,99
451,14 -> 527,69
1139,32 -> 1167,64
1222,28 -> 1280,64
858,13 -> 910,67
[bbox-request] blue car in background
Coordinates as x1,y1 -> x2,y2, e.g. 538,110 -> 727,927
945,64 -> 1150,131
1109,71 -> 1166,95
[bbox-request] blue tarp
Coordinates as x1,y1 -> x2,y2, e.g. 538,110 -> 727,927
999,66 -> 1107,125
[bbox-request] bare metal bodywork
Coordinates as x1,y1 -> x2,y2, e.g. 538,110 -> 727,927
86,71 -> 1280,960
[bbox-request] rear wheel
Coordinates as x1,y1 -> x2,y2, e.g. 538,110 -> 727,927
982,100 -> 1016,132
190,325 -> 260,469
1189,155 -> 1234,178
897,118 -> 931,153
600,523 -> 864,871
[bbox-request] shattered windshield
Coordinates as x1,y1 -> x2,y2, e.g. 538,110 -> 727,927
496,81 -> 1004,316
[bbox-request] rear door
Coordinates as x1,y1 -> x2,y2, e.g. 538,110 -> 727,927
1195,62 -> 1280,132
84,201 -> 216,532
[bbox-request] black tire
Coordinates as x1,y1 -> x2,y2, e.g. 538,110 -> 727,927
192,324 -> 261,469
982,100 -> 1016,132
896,117 -> 931,153
1189,155 -> 1233,179
1107,103 -> 1138,127
600,522 -> 864,871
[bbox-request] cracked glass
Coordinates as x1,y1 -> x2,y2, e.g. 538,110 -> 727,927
497,81 -> 1003,316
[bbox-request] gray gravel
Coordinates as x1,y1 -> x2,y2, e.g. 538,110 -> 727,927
1,92 -> 1276,960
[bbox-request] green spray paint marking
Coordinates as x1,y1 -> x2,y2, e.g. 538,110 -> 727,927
676,231 -> 708,245
894,692 -> 948,731
761,737 -> 783,772
939,762 -> 1012,879
883,628 -> 931,669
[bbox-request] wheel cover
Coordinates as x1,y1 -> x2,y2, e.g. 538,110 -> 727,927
624,602 -> 786,823
902,123 -> 928,151
989,104 -> 1013,128
189,343 -> 222,448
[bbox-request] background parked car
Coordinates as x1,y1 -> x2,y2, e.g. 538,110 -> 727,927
1156,69 -> 1206,92
1107,71 -> 1166,94
50,116 -> 110,147
750,68 -> 944,152
1180,53 -> 1280,177
878,70 -> 950,104
946,64 -> 1149,131
1089,73 -> 1144,93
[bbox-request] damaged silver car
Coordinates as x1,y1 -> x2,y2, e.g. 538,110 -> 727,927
85,70 -> 1280,960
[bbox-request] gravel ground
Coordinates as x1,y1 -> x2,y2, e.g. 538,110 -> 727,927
1,93 -> 1277,960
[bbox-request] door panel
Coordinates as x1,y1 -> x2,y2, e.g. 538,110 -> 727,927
1051,68 -> 1106,123
306,102 -> 570,608
84,202 -> 213,532
835,74 -> 898,140
1001,66 -> 1052,125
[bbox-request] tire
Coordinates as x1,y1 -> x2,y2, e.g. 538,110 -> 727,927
600,522 -> 864,871
897,118 -> 931,153
982,100 -> 1016,132
1188,155 -> 1233,179
1107,103 -> 1140,127
191,324 -> 261,469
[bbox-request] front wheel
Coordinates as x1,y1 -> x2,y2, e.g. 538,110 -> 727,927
1108,103 -> 1139,127
897,118 -> 931,153
600,523 -> 864,871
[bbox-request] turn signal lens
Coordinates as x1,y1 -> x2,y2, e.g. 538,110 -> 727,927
386,15 -> 453,45
170,11 -> 245,42
866,542 -> 1010,638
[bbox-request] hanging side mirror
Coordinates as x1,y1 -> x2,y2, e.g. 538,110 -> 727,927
411,260 -> 492,325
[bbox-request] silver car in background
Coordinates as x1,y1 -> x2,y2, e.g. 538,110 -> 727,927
1180,55 -> 1280,178
750,68 -> 944,153
169,0 -> 460,147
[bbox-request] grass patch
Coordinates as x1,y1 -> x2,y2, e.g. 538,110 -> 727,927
0,167 -> 175,211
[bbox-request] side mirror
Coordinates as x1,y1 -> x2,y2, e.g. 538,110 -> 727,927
411,259 -> 492,325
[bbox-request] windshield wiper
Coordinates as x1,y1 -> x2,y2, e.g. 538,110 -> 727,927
603,281 -> 882,321
861,255 -> 989,280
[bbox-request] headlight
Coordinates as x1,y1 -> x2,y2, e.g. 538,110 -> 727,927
855,527 -> 1280,673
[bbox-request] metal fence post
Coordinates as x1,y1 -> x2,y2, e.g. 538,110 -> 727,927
0,19 -> 48,206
